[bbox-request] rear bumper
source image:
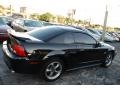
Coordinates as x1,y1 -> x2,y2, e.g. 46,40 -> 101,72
2,41 -> 44,74
0,34 -> 9,41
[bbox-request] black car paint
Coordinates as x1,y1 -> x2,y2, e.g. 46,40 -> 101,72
2,26 -> 116,74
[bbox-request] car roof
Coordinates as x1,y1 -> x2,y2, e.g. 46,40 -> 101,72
38,25 -> 86,33
0,16 -> 6,17
14,18 -> 38,21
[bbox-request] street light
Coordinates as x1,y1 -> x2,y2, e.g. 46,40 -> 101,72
9,0 -> 13,16
10,5 -> 12,16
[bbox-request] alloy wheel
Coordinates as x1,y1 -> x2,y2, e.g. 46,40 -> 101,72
45,61 -> 62,80
105,53 -> 113,67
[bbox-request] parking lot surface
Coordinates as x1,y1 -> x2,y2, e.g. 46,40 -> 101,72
0,42 -> 120,85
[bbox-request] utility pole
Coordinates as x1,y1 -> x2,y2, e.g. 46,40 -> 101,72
88,18 -> 91,28
67,9 -> 76,25
101,5 -> 108,41
10,5 -> 12,16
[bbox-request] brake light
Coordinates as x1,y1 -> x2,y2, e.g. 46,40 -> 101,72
12,44 -> 27,57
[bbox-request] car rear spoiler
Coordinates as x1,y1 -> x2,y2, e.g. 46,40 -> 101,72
7,29 -> 32,42
7,29 -> 44,44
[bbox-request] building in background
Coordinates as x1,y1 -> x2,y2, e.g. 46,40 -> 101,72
20,7 -> 28,18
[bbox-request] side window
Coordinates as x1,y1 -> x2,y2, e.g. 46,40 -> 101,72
73,33 -> 96,44
64,33 -> 74,44
48,32 -> 74,44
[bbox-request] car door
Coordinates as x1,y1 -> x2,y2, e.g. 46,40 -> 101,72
47,32 -> 78,69
72,32 -> 106,66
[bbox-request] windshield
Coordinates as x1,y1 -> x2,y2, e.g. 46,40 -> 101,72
0,18 -> 6,25
24,20 -> 43,27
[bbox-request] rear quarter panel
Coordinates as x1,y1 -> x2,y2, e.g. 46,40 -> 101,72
22,42 -> 76,60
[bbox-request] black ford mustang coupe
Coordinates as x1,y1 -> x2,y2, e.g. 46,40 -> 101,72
2,26 -> 116,81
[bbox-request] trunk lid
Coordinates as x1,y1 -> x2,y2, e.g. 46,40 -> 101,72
7,30 -> 43,57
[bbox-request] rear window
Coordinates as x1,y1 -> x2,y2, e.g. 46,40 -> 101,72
27,26 -> 65,41
24,20 -> 43,27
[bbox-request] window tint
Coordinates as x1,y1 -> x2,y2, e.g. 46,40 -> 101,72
73,33 -> 96,44
1,17 -> 8,24
24,20 -> 43,27
27,27 -> 65,41
0,18 -> 6,25
48,32 -> 74,44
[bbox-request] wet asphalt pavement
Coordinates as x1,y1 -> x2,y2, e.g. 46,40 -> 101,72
0,42 -> 120,85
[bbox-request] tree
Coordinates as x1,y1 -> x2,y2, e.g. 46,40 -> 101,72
0,5 -> 4,14
64,17 -> 72,25
78,20 -> 84,24
114,27 -> 120,32
38,12 -> 54,22
30,13 -> 39,20
57,15 -> 65,24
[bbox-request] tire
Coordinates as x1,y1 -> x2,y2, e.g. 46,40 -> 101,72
103,52 -> 113,68
41,58 -> 64,81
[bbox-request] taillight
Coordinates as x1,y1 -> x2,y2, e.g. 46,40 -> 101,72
12,44 -> 27,57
